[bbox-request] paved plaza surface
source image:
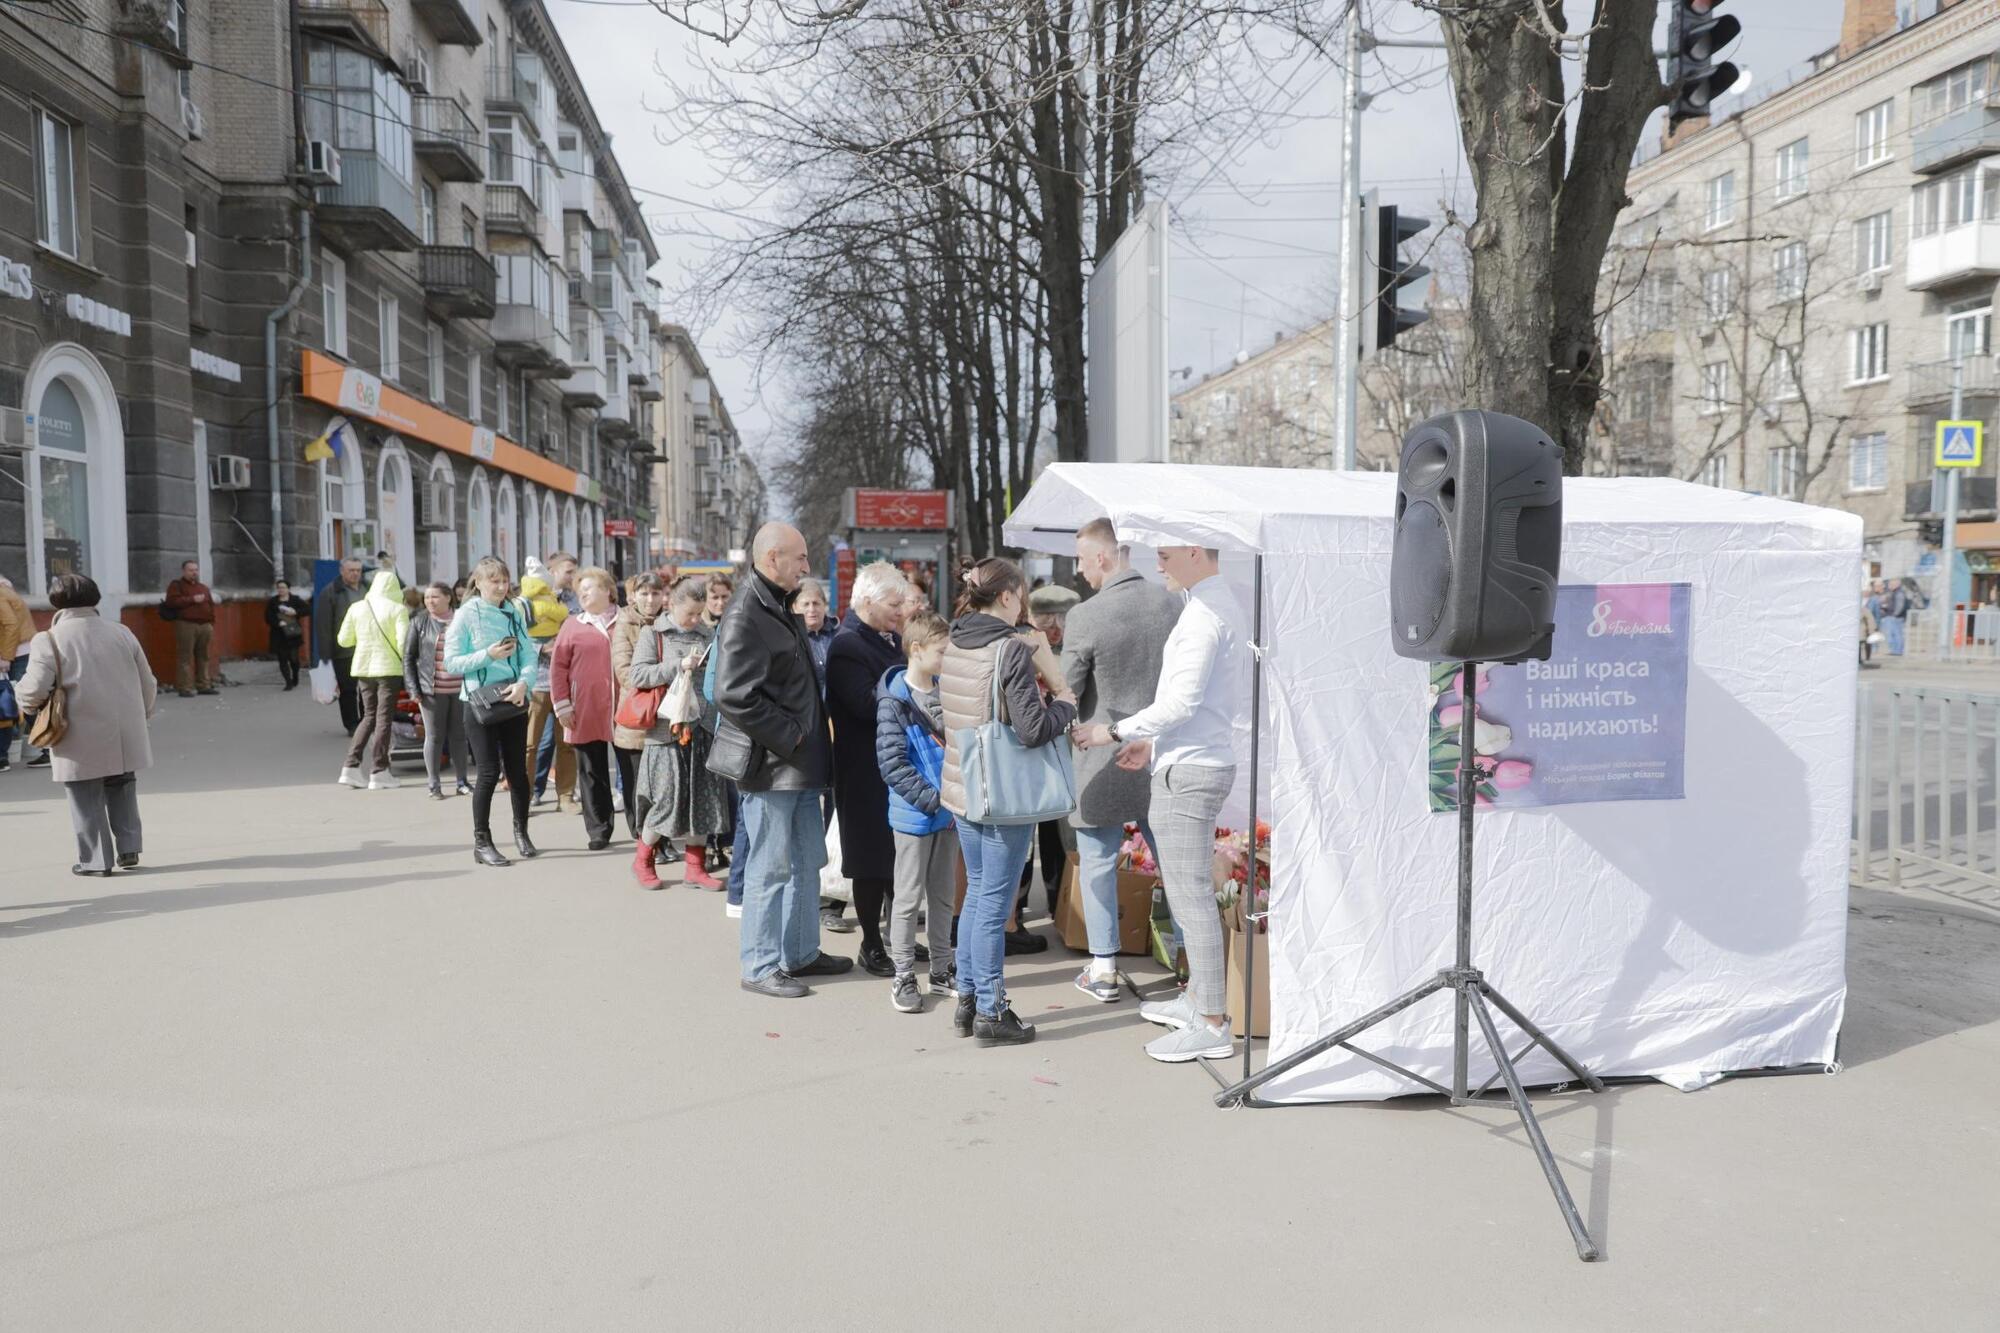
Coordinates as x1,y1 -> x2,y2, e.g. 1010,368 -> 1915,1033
3,662 -> 1997,1330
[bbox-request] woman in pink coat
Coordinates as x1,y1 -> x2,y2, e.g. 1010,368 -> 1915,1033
550,567 -> 621,851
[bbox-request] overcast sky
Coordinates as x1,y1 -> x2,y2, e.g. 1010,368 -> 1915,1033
549,0 -> 1849,499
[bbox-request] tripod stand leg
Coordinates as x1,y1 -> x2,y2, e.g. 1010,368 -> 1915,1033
1479,982 -> 1607,1094
1213,974 -> 1448,1107
1468,990 -> 1601,1262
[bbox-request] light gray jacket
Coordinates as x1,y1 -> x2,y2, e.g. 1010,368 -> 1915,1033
1062,568 -> 1182,827
17,608 -> 158,784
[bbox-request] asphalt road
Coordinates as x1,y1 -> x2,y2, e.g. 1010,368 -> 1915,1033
2,662 -> 1997,1330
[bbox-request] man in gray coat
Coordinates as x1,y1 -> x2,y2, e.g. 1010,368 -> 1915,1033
1063,517 -> 1182,1002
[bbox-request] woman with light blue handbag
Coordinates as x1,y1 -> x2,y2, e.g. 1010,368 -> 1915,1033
935,557 -> 1079,1048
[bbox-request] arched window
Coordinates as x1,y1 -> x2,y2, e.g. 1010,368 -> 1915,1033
561,498 -> 579,559
319,426 -> 365,559
24,343 -> 130,605
377,438 -> 415,583
468,469 -> 493,568
493,477 -> 518,576
541,493 -> 559,563
522,485 -> 542,567
426,453 -> 458,583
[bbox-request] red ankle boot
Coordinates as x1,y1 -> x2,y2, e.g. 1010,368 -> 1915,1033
683,846 -> 724,891
632,840 -> 662,890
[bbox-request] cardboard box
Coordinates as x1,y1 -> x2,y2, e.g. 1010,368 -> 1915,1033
1052,852 -> 1157,955
1224,924 -> 1270,1038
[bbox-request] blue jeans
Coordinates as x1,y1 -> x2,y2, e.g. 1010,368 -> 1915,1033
6,654 -> 39,762
955,819 -> 1035,1016
726,784 -> 748,905
533,711 -> 556,794
739,789 -> 829,982
1075,818 -> 1158,958
1882,614 -> 1906,655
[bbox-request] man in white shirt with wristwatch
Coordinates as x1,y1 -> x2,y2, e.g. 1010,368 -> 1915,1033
1075,544 -> 1248,1064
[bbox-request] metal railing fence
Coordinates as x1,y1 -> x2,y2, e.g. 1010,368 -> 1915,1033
1854,684 -> 2000,907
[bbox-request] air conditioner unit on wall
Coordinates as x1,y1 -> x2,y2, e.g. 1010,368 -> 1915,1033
0,406 -> 35,452
407,50 -> 434,94
209,455 -> 252,490
305,139 -> 342,187
1857,270 -> 1883,293
415,478 -> 451,531
180,97 -> 205,140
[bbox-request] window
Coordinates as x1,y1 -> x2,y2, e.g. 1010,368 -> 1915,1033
1912,166 -> 1996,237
461,205 -> 478,245
1702,267 -> 1736,321
420,181 -> 438,246
427,321 -> 445,402
322,249 -> 347,357
1774,138 -> 1809,200
1914,57 -> 1991,127
1700,361 -> 1731,414
468,352 -> 482,424
32,107 -> 80,258
487,117 -> 517,184
303,40 -> 412,187
1849,432 -> 1888,491
1704,171 -> 1735,231
1697,454 -> 1728,488
1770,346 -> 1801,401
1767,445 -> 1801,497
380,294 -> 400,381
1855,99 -> 1893,168
1855,210 -> 1893,271
497,368 -> 511,435
1946,299 -> 1992,359
1635,270 -> 1673,332
1849,323 -> 1889,383
1772,242 -> 1807,301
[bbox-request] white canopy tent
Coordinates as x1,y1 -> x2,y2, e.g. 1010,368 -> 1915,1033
1007,463 -> 1858,1103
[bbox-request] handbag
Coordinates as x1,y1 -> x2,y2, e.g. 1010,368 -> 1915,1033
0,674 -> 16,724
663,642 -> 709,726
955,639 -> 1076,825
467,605 -> 529,725
614,631 -> 669,732
28,635 -> 69,749
705,714 -> 767,784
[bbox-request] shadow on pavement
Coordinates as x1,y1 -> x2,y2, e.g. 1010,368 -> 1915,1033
151,840 -> 461,877
0,870 -> 460,938
1838,885 -> 2000,1068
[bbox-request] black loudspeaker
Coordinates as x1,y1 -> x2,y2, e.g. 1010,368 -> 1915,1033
1390,410 -> 1562,663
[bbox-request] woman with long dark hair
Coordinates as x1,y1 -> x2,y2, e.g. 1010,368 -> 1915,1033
445,557 -> 539,866
405,582 -> 469,798
935,557 -> 1077,1046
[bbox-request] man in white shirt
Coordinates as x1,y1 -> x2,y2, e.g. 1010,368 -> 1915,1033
1075,545 -> 1247,1063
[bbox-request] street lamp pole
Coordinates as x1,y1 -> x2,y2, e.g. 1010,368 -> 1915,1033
1334,5 -> 1363,471
1940,352 -> 1964,659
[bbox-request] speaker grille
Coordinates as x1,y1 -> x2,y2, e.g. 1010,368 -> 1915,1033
1390,500 -> 1450,644
1493,506 -> 1519,566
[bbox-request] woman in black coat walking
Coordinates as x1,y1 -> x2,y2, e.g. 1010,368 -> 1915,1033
265,577 -> 310,690
823,563 -> 910,975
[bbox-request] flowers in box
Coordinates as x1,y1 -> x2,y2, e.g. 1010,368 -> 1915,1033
1118,822 -> 1158,876
1211,821 -> 1270,932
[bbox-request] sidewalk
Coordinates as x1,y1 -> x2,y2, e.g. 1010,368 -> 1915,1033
2,663 -> 1997,1329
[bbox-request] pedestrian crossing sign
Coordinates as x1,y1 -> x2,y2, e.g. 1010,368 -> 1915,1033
1936,420 -> 1983,468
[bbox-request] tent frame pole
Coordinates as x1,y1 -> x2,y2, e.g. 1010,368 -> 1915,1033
1202,658 -> 1607,1263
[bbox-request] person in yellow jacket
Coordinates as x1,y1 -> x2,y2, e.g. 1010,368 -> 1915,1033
520,567 -> 577,811
335,569 -> 411,790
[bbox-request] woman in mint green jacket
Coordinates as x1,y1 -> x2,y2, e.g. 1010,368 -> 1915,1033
446,556 -> 539,866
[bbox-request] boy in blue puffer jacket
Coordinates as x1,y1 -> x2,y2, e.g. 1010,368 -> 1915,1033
875,610 -> 958,1012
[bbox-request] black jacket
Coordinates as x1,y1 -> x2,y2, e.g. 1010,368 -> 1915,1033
265,593 -> 309,655
714,570 -> 834,792
314,578 -> 363,664
825,608 -> 905,878
402,613 -> 452,698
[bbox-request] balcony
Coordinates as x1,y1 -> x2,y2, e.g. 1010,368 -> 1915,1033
298,0 -> 389,58
1905,355 -> 2000,407
412,96 -> 482,182
486,55 -> 543,126
634,367 -> 663,401
1907,221 -> 2000,290
314,150 -> 420,251
485,183 -> 540,238
563,363 -> 607,409
411,0 -> 479,47
492,304 -> 571,377
1912,102 -> 2000,175
419,245 -> 496,320
1905,476 -> 1998,519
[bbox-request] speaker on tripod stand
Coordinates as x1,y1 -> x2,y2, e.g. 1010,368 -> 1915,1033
1215,409 -> 1608,1262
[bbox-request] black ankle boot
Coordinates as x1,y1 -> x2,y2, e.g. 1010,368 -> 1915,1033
473,834 -> 510,868
974,1005 -> 1036,1047
514,823 -> 540,859
952,990 -> 977,1038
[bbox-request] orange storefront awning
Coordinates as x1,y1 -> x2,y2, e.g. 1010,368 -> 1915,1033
300,350 -> 589,498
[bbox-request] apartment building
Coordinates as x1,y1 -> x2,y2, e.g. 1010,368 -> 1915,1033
0,0 -> 667,668
1602,0 -> 2000,593
654,320 -> 748,560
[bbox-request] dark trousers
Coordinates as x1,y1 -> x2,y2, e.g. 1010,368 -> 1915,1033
275,643 -> 301,688
852,874 -> 893,951
332,653 -> 361,733
466,709 -> 531,839
343,679 -> 398,774
614,745 -> 642,841
574,739 -> 615,845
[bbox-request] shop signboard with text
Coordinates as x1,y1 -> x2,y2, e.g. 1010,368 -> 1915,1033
843,488 -> 953,531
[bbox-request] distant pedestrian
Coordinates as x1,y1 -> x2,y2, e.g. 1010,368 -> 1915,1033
404,582 -> 469,798
628,578 -> 728,889
796,576 -> 836,691
1880,580 -> 1911,656
521,561 -> 577,811
447,556 -> 538,866
703,573 -> 734,630
0,573 -> 39,770
826,562 -> 910,976
335,569 -> 410,791
164,559 -> 218,697
550,567 -> 623,850
265,577 -> 310,691
611,573 -> 668,842
16,573 -> 157,876
315,558 -> 367,732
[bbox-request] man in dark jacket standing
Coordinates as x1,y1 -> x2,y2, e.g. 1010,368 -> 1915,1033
824,562 -> 909,976
314,557 -> 366,733
1062,518 -> 1182,1001
717,522 -> 853,999
164,560 -> 219,698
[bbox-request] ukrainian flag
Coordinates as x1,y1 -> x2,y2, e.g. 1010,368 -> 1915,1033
304,415 -> 354,463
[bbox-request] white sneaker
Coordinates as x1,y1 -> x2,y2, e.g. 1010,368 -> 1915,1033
724,901 -> 743,919
1146,1020 -> 1234,1064
338,766 -> 365,788
367,770 -> 402,790
1139,989 -> 1195,1030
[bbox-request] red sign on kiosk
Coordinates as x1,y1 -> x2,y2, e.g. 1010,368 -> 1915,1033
603,518 -> 638,538
847,488 -> 952,531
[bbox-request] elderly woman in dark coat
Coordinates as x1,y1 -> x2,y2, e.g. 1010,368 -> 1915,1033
627,577 -> 728,890
824,562 -> 911,975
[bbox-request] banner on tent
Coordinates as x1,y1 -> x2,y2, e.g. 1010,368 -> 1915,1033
1427,582 -> 1692,812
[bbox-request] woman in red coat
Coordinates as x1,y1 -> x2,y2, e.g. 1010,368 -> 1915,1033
550,567 -> 622,851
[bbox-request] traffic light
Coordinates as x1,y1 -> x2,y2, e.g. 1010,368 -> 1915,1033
1668,0 -> 1742,125
1360,191 -> 1429,357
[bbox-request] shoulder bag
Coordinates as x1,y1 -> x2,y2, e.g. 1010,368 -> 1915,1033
28,633 -> 69,749
466,605 -> 529,725
705,714 -> 767,784
955,639 -> 1075,825
614,631 -> 670,732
